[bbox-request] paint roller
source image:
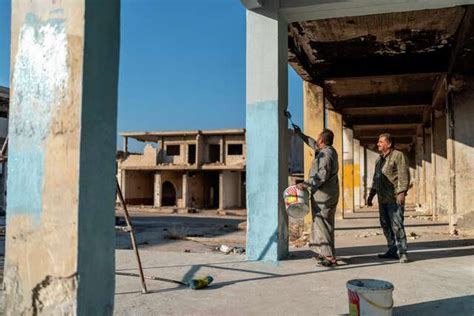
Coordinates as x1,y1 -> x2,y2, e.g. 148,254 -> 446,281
116,272 -> 213,290
284,110 -> 301,131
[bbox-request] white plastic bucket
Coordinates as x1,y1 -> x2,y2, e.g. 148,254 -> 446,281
283,185 -> 309,218
347,279 -> 394,316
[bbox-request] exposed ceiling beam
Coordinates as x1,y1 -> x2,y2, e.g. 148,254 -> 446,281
332,93 -> 432,109
342,104 -> 426,116
280,0 -> 473,23
354,127 -> 417,138
319,53 -> 448,79
449,6 -> 474,75
345,115 -> 423,126
358,136 -> 414,146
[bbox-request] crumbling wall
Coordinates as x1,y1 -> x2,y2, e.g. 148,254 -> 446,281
161,142 -> 185,165
120,144 -> 157,168
453,76 -> 474,234
187,173 -> 205,208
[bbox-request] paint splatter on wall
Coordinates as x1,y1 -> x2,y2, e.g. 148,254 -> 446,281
8,13 -> 68,221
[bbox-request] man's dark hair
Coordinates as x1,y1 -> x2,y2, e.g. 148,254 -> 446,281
320,128 -> 334,146
379,133 -> 394,148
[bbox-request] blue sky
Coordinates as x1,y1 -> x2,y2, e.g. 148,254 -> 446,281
0,0 -> 303,151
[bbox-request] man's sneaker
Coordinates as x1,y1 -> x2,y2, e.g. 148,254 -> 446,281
377,252 -> 399,259
399,254 -> 409,263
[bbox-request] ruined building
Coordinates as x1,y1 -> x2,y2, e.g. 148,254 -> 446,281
117,129 -> 304,211
118,129 -> 247,210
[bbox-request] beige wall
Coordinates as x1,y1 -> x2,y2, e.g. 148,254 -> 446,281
452,77 -> 474,234
221,171 -> 242,209
123,170 -> 154,205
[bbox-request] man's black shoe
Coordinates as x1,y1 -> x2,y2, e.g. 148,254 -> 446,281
377,252 -> 399,259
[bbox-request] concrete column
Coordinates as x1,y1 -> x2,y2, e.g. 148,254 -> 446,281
326,108 -> 344,218
449,76 -> 474,234
220,136 -> 226,164
123,136 -> 128,155
353,138 -> 361,209
359,145 -> 366,207
4,2 -> 120,314
219,172 -> 224,210
430,114 -> 438,220
302,82 -> 324,231
342,127 -> 355,213
433,111 -> 449,219
196,133 -> 203,168
245,4 -> 289,261
154,173 -> 162,207
182,172 -> 188,209
423,128 -> 433,214
415,136 -> 424,209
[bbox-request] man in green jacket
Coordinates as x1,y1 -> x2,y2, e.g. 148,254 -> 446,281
367,133 -> 410,263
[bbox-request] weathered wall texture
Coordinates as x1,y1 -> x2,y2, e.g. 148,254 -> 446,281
452,77 -> 474,233
434,112 -> 449,219
123,171 -> 154,205
162,142 -> 186,165
366,147 -> 379,205
122,144 -> 157,167
161,171 -> 184,207
5,1 -> 119,314
343,127 -> 354,212
225,140 -> 246,166
187,173 -> 206,208
423,130 -> 432,213
221,171 -> 242,209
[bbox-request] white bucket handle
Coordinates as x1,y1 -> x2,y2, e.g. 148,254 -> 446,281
358,293 -> 394,310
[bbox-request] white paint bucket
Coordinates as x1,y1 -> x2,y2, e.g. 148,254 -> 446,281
283,185 -> 309,218
347,279 -> 394,316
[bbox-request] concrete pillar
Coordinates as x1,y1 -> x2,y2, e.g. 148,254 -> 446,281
415,136 -> 424,209
430,114 -> 438,220
123,136 -> 128,155
449,76 -> 474,234
182,172 -> 188,208
423,128 -> 433,214
220,136 -> 226,164
196,133 -> 203,168
154,173 -> 162,207
245,4 -> 289,261
353,138 -> 361,209
219,171 -> 224,210
366,146 -> 379,206
342,127 -> 355,213
433,111 -> 449,219
326,108 -> 344,218
4,1 -> 120,314
359,145 -> 366,207
302,82 -> 324,231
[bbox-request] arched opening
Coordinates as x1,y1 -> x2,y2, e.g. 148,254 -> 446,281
162,181 -> 176,206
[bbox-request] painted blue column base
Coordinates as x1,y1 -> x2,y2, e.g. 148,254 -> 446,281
246,101 -> 288,261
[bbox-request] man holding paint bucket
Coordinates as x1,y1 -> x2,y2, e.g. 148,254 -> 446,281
367,133 -> 410,263
294,126 -> 340,267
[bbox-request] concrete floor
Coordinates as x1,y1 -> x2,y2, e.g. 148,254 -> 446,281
1,209 -> 473,315
114,208 -> 474,315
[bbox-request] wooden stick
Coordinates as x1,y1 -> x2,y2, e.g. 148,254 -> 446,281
116,178 -> 148,294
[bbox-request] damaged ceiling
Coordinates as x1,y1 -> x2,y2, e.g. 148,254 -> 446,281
288,5 -> 474,147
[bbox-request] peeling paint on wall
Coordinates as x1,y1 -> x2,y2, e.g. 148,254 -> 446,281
8,13 -> 68,221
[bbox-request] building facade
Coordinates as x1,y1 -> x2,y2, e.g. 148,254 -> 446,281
118,129 -> 247,210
